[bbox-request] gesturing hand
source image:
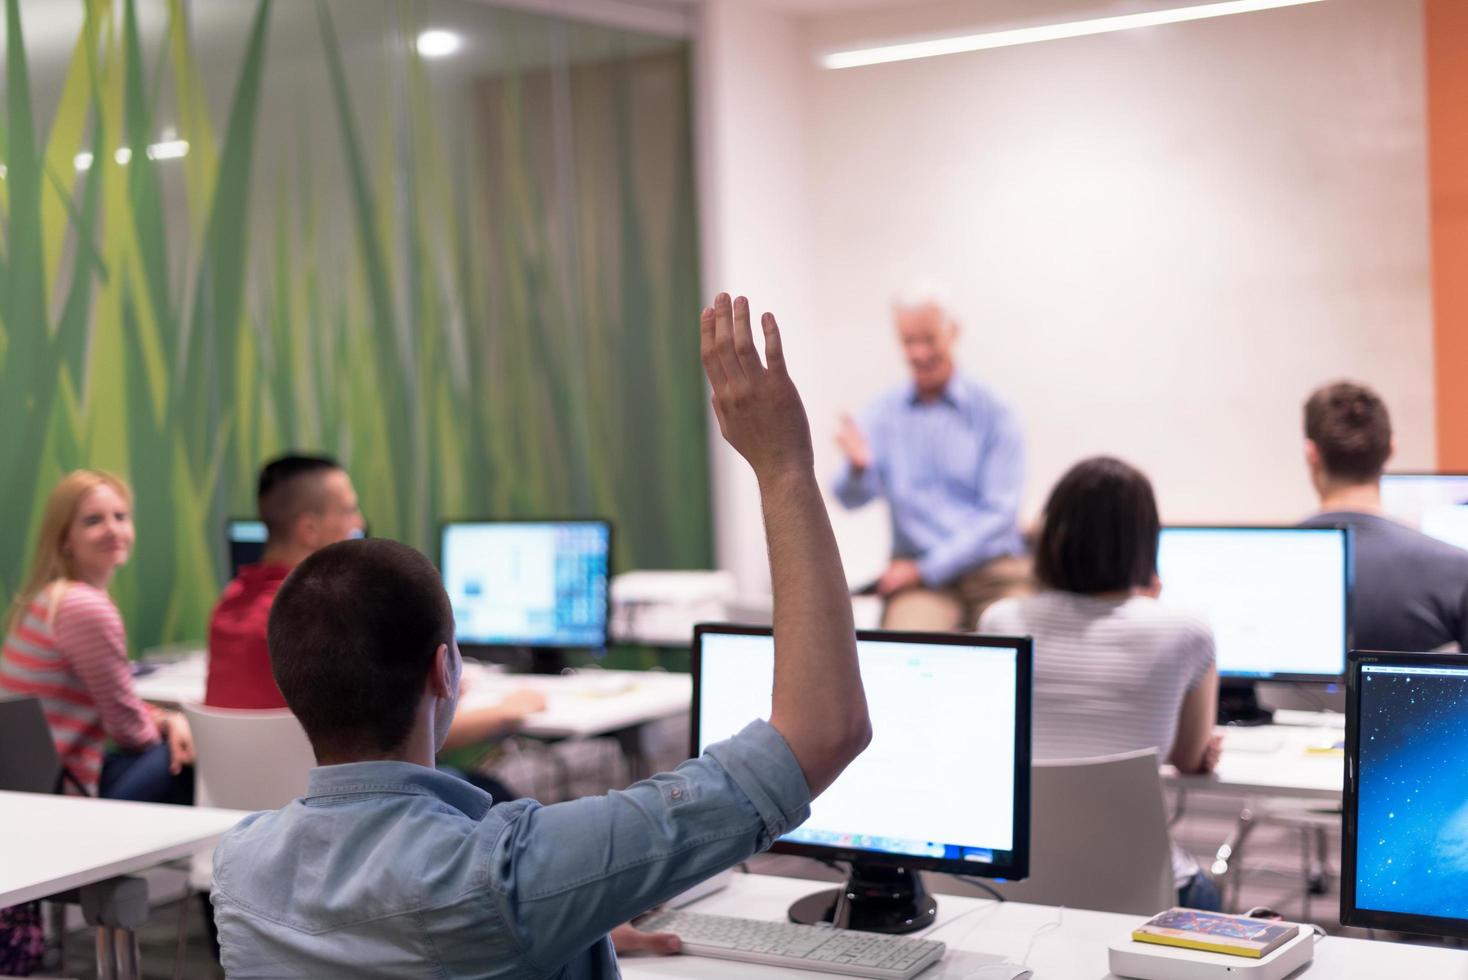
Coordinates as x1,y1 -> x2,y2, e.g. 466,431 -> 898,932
835,413 -> 871,473
700,294 -> 813,483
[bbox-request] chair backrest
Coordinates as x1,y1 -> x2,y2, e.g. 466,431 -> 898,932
994,748 -> 1175,915
180,702 -> 315,811
0,695 -> 63,794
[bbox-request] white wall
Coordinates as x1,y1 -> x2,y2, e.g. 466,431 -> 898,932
696,0 -> 817,592
700,0 -> 1435,588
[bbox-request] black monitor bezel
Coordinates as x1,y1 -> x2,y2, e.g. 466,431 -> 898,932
691,623 -> 1032,881
1342,649 -> 1468,939
1158,524 -> 1353,682
438,517 -> 613,650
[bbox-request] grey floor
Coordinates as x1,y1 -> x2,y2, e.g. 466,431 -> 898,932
42,717 -> 1464,978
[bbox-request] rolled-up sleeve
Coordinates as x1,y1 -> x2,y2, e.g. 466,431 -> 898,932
487,720 -> 811,974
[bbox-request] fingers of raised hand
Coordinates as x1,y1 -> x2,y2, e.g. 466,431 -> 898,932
699,304 -> 727,389
732,296 -> 764,376
712,293 -> 746,386
760,311 -> 786,373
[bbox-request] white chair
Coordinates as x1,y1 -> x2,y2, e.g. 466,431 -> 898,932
991,748 -> 1175,916
180,703 -> 315,894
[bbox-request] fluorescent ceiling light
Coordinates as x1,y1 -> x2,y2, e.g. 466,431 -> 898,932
820,0 -> 1329,70
146,139 -> 189,161
74,151 -> 94,171
114,146 -> 132,165
416,29 -> 461,58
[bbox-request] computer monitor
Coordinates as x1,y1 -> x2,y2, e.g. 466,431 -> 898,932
1156,526 -> 1351,723
440,520 -> 611,651
225,519 -> 268,577
1381,472 -> 1468,552
1343,650 -> 1468,938
693,625 -> 1031,934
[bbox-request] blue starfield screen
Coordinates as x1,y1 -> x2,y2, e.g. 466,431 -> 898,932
1355,663 -> 1468,921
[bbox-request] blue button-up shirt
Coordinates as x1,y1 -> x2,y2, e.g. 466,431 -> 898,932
211,720 -> 810,979
833,375 -> 1025,586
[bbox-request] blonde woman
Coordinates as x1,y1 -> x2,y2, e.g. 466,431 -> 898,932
1,470 -> 194,801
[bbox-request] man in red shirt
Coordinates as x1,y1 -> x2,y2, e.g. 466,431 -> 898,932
206,455 -> 544,744
206,455 -> 364,709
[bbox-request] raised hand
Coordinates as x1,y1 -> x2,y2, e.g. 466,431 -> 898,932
700,294 -> 813,483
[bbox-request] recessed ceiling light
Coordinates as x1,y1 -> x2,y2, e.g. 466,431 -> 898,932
820,0 -> 1329,70
416,29 -> 461,59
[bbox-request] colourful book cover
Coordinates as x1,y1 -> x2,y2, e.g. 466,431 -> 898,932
1131,908 -> 1297,959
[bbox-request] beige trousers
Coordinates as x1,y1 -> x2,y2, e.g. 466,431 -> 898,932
880,554 -> 1034,632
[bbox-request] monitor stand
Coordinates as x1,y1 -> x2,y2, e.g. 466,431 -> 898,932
462,646 -> 570,675
1217,678 -> 1274,726
787,864 -> 937,935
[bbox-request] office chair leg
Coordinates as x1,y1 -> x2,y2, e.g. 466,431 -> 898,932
1299,829 -> 1312,922
95,925 -> 117,980
1211,806 -> 1256,911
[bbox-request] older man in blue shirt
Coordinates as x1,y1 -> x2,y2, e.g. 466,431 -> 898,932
835,287 -> 1029,631
210,293 -> 872,978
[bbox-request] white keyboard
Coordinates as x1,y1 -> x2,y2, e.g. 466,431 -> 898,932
636,909 -> 946,979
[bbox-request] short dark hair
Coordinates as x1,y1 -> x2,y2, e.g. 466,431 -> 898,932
1034,456 -> 1160,595
257,453 -> 342,539
268,538 -> 454,762
1304,381 -> 1392,483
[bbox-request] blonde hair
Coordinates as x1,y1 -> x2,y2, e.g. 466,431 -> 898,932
5,470 -> 133,636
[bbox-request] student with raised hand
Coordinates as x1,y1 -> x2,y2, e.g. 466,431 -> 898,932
979,456 -> 1222,910
0,470 -> 194,802
1298,381 -> 1468,652
209,293 -> 871,978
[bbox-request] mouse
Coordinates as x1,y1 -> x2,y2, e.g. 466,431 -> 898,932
963,966 -> 1033,980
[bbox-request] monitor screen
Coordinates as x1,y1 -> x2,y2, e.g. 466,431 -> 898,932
693,625 -> 1030,880
1381,473 -> 1468,552
1344,652 -> 1468,938
1155,526 -> 1350,680
441,520 -> 611,648
226,519 -> 267,578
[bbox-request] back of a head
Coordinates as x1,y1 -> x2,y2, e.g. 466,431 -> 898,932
257,453 -> 342,541
1034,456 -> 1159,595
268,538 -> 453,762
7,469 -> 133,636
1304,381 -> 1391,484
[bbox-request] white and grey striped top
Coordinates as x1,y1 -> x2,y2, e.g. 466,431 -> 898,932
980,591 -> 1216,887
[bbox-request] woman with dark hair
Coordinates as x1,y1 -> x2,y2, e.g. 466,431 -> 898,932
979,456 -> 1222,909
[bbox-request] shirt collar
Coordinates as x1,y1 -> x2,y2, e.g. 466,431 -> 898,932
906,374 -> 969,410
304,760 -> 493,819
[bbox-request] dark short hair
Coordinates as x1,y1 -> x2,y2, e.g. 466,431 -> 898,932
257,453 -> 342,539
1304,381 -> 1392,483
1034,456 -> 1160,595
268,538 -> 454,762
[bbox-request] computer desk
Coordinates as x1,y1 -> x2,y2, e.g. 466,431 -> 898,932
132,652 -> 692,779
0,791 -> 248,980
1164,709 -> 1345,801
618,871 -> 1468,979
1162,709 -> 1345,909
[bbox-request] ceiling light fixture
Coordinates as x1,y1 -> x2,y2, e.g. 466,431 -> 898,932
820,0 -> 1329,70
416,29 -> 462,58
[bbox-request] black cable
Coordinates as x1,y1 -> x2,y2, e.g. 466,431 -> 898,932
950,875 -> 1006,902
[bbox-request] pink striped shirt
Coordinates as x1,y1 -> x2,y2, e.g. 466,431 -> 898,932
0,583 -> 159,794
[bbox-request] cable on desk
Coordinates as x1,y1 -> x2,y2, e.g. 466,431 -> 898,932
949,876 -> 1006,902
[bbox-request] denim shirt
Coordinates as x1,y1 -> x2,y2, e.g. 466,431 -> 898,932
211,720 -> 810,979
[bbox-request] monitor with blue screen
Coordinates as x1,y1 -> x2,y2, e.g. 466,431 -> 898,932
1343,651 -> 1468,938
693,624 -> 1031,933
440,520 -> 611,649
